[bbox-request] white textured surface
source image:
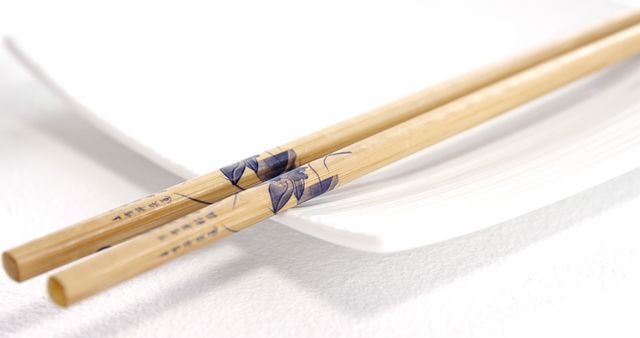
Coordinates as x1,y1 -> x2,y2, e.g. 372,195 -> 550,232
8,0 -> 640,251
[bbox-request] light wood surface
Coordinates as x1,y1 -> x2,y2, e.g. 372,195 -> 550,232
5,10 -> 640,282
47,21 -> 640,307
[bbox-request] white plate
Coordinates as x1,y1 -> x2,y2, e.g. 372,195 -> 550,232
5,0 -> 640,251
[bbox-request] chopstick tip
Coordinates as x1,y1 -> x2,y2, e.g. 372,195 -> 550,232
2,251 -> 21,282
48,276 -> 69,307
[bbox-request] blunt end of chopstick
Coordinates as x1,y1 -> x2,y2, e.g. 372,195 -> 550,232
48,276 -> 69,307
2,251 -> 22,282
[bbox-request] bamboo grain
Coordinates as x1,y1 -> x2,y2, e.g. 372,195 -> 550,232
47,21 -> 640,307
5,10 -> 640,282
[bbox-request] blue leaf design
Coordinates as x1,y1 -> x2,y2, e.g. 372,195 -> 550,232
277,167 -> 308,181
223,150 -> 298,187
298,175 -> 339,204
268,179 -> 294,213
245,155 -> 259,173
266,150 -> 347,214
275,167 -> 308,200
292,179 -> 305,200
220,155 -> 259,186
220,161 -> 246,185
256,150 -> 297,181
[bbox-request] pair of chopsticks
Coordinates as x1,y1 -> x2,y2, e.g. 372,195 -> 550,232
4,10 -> 640,306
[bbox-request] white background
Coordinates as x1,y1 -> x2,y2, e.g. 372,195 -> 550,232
2,1 -> 640,337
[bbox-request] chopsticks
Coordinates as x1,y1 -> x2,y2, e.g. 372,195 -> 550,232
4,10 -> 640,283
45,18 -> 640,306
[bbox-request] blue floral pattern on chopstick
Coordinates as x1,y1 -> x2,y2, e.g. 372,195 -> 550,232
220,150 -> 297,189
220,155 -> 259,186
267,151 -> 350,214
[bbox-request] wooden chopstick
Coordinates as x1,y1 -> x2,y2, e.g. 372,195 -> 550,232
46,19 -> 640,307
3,10 -> 640,283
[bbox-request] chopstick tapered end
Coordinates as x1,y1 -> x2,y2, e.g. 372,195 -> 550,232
2,251 -> 21,282
48,276 -> 69,307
